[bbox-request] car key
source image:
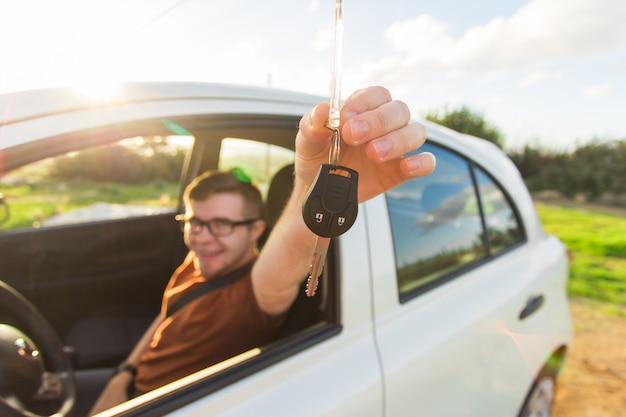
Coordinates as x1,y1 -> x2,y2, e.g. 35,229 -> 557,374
304,163 -> 358,296
302,0 -> 351,297
302,163 -> 359,238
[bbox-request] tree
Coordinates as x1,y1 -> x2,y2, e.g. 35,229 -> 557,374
424,106 -> 504,148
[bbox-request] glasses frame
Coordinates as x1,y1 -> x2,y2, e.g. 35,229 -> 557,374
175,214 -> 260,237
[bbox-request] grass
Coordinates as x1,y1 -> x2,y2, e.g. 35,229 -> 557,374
1,180 -> 179,229
535,202 -> 626,309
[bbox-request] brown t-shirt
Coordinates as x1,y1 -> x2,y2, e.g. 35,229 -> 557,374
134,253 -> 283,393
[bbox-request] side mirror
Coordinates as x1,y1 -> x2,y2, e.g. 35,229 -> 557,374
0,193 -> 9,225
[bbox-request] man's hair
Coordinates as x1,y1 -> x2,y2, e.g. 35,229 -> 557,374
183,170 -> 264,219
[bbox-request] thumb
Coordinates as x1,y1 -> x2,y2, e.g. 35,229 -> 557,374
297,102 -> 333,161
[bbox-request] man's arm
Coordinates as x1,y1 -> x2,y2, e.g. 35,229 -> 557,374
252,86 -> 436,317
88,315 -> 164,415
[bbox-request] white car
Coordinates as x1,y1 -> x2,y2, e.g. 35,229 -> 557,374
0,83 -> 571,417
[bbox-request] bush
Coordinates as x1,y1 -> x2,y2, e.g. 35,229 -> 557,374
509,139 -> 626,202
49,144 -> 186,183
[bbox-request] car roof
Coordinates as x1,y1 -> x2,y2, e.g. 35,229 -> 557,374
0,82 -> 321,155
0,82 -> 323,126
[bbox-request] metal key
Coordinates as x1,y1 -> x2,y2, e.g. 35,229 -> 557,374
303,160 -> 358,296
303,163 -> 358,298
306,236 -> 330,296
303,0 -> 348,297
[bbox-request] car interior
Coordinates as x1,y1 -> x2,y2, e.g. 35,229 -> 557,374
0,115 -> 340,417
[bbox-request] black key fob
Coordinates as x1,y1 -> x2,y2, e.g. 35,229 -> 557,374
302,164 -> 359,238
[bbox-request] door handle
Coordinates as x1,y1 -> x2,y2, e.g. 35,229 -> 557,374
519,295 -> 544,320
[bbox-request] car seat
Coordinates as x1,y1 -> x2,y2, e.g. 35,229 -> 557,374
263,164 -> 327,338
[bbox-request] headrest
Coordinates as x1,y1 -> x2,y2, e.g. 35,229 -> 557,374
266,164 -> 295,228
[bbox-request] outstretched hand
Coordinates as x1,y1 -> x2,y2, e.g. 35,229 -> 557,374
253,86 -> 436,316
295,86 -> 436,202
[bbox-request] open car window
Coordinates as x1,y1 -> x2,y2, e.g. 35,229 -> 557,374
0,135 -> 193,231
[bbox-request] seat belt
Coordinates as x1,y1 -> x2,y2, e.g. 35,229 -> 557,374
166,262 -> 254,318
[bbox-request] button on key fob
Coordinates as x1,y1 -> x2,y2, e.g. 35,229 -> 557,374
303,164 -> 358,238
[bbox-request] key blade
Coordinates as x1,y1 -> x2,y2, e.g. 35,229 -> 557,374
306,237 -> 331,297
309,250 -> 326,284
328,0 -> 343,129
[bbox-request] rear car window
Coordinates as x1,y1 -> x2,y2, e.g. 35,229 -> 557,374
474,167 -> 524,254
386,141 -> 524,300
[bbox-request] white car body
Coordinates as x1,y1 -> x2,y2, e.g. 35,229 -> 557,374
0,83 -> 571,417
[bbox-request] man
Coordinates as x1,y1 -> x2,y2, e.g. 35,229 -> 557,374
89,86 -> 436,414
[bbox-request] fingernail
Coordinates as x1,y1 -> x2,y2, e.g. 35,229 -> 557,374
371,139 -> 391,160
348,119 -> 369,143
405,157 -> 423,174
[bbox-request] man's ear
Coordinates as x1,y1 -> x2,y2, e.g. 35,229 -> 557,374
251,219 -> 267,241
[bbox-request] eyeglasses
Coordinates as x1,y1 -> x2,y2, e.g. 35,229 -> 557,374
175,214 -> 260,236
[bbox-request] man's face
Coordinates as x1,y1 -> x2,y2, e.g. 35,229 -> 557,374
184,192 -> 264,278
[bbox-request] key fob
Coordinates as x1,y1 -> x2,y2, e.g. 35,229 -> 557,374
303,164 -> 359,238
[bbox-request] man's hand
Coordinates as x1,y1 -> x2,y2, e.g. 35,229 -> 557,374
88,371 -> 133,416
295,86 -> 436,201
253,86 -> 435,317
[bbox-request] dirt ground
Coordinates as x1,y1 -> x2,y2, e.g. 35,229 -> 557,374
551,297 -> 626,417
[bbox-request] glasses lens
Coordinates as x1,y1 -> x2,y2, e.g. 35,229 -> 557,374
188,218 -> 205,233
209,219 -> 233,236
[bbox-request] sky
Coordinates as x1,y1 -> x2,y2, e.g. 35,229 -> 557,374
1,0 -> 625,151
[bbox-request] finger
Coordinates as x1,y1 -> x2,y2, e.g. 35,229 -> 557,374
299,101 -> 332,140
297,102 -> 333,158
354,151 -> 436,202
341,100 -> 411,146
341,86 -> 393,117
363,122 -> 427,163
401,152 -> 437,178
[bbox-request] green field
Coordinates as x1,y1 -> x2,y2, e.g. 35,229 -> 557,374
535,202 -> 626,312
1,181 -> 179,230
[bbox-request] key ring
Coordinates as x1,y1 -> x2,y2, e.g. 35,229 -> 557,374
324,123 -> 341,169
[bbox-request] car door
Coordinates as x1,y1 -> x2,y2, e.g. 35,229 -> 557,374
367,139 -> 568,416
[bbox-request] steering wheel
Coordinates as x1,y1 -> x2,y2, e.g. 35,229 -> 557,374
0,281 -> 76,417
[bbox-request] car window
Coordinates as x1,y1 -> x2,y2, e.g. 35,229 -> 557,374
218,138 -> 294,197
387,141 -> 526,300
474,166 -> 525,254
0,135 -> 193,231
387,142 -> 487,297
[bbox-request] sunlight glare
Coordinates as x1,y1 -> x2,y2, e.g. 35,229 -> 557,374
71,80 -> 121,101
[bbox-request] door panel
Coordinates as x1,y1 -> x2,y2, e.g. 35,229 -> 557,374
368,195 -> 539,416
0,214 -> 185,347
